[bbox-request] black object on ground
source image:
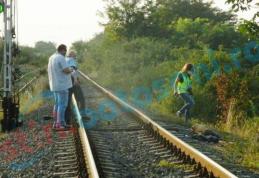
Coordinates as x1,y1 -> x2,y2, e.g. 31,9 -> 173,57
43,116 -> 53,120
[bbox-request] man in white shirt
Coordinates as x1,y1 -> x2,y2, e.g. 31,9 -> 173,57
48,44 -> 72,130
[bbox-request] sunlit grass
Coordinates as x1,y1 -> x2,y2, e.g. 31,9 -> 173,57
19,76 -> 50,117
157,159 -> 193,170
78,39 -> 259,171
215,117 -> 259,171
149,100 -> 259,171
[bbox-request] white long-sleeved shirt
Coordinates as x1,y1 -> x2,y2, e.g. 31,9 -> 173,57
48,53 -> 72,91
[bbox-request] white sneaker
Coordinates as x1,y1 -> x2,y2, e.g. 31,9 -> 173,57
52,122 -> 56,129
176,111 -> 182,117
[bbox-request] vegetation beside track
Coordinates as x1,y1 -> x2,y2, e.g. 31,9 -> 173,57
0,0 -> 258,171
19,76 -> 51,115
71,0 -> 259,171
0,40 -> 55,130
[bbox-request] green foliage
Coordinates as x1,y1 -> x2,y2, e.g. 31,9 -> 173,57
19,76 -> 50,115
75,31 -> 256,124
226,0 -> 259,40
213,69 -> 258,128
74,1 -> 257,126
220,117 -> 259,170
0,40 -> 52,120
173,18 -> 209,48
0,39 -> 52,85
0,2 -> 4,13
75,0 -> 257,169
206,23 -> 245,49
34,41 -> 56,56
193,80 -> 217,120
226,0 -> 258,13
238,20 -> 259,40
70,40 -> 88,63
103,0 -> 236,40
75,35 -> 175,89
17,41 -> 55,67
172,18 -> 245,49
247,64 -> 259,115
175,18 -> 209,34
103,1 -> 245,49
104,0 -> 146,39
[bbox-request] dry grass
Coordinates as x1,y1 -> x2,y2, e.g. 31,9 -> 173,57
214,117 -> 259,171
19,76 -> 50,118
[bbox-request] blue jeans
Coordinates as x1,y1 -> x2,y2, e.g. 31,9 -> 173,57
179,93 -> 195,121
53,90 -> 69,126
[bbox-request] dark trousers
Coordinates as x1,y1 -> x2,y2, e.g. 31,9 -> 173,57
65,87 -> 73,125
73,84 -> 85,109
65,84 -> 85,124
179,93 -> 195,121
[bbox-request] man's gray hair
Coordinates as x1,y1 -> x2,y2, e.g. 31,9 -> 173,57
68,50 -> 77,57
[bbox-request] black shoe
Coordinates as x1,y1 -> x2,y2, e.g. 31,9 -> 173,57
43,116 -> 53,120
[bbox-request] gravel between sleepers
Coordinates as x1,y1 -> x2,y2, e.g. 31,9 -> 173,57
0,104 -> 64,178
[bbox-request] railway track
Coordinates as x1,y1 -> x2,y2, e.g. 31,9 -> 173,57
52,128 -> 88,178
1,71 -> 258,177
68,71 -> 259,178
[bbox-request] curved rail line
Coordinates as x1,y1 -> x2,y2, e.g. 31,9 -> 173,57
77,70 -> 238,178
0,72 -> 40,112
72,94 -> 100,178
49,94 -> 95,177
18,76 -> 38,94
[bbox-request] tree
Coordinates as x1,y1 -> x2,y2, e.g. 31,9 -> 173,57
34,41 -> 56,56
226,0 -> 258,17
226,0 -> 259,40
206,23 -> 245,49
174,18 -> 210,48
238,20 -> 259,40
103,0 -> 236,39
71,40 -> 89,63
103,0 -> 146,39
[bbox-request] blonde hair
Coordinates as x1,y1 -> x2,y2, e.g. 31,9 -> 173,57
181,63 -> 193,72
68,50 -> 77,58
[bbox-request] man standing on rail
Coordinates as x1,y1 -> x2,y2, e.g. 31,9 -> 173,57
65,50 -> 80,126
48,44 -> 73,130
174,63 -> 195,123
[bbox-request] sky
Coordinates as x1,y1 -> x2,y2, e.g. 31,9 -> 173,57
0,0 -> 257,47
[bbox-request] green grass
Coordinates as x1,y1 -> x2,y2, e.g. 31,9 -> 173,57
216,117 -> 259,171
19,76 -> 50,117
157,159 -> 193,170
76,37 -> 258,171
149,101 -> 259,171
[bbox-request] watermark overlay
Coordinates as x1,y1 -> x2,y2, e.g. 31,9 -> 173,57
0,40 -> 258,171
81,40 -> 258,127
0,91 -> 77,171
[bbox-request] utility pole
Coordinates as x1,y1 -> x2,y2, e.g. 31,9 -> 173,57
1,0 -> 19,132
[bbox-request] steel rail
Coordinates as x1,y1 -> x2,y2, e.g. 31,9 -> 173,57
1,70 -> 41,95
15,67 -> 43,82
72,94 -> 100,178
78,70 -> 238,178
18,76 -> 37,94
